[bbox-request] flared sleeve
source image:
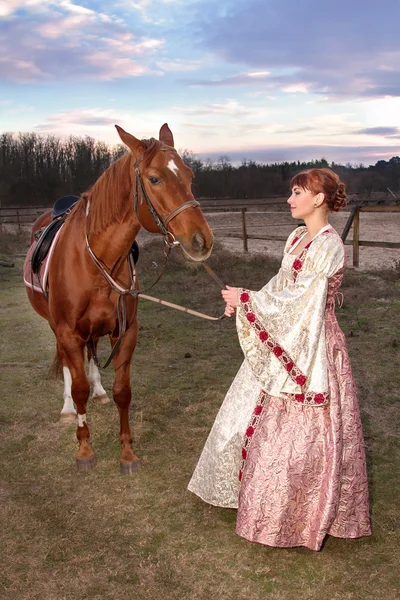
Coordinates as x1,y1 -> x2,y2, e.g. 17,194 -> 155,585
236,230 -> 345,400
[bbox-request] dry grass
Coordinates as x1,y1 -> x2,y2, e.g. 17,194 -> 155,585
0,233 -> 399,600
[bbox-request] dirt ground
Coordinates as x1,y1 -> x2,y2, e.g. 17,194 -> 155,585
202,209 -> 400,271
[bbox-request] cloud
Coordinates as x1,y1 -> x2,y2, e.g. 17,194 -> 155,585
355,127 -> 400,137
0,0 -> 164,82
156,59 -> 201,72
0,0 -> 42,17
193,0 -> 400,100
173,99 -> 252,117
184,71 -> 271,87
34,108 -> 125,133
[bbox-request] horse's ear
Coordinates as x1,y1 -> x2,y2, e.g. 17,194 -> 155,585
159,123 -> 174,148
115,125 -> 144,154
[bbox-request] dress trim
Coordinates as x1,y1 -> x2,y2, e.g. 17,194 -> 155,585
292,241 -> 313,282
290,228 -> 333,282
238,290 -> 329,406
239,290 -> 307,388
285,391 -> 329,405
239,390 -> 268,482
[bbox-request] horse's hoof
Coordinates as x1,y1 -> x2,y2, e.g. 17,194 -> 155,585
93,393 -> 110,405
120,460 -> 141,474
58,412 -> 77,425
76,455 -> 96,471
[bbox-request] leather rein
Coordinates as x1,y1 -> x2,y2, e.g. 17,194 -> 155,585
85,147 -> 226,369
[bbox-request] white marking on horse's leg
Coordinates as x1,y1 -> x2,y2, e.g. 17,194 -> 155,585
77,413 -> 87,428
59,366 -> 77,423
167,159 -> 179,176
88,358 -> 110,404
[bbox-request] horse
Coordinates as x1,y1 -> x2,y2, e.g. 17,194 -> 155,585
24,123 -> 214,473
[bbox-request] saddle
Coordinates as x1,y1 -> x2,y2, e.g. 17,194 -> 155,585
51,194 -> 80,219
31,195 -> 139,276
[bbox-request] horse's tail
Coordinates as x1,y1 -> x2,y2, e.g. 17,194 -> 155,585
49,349 -> 63,380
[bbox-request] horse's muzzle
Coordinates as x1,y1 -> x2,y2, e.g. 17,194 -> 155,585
191,231 -> 206,253
178,230 -> 214,262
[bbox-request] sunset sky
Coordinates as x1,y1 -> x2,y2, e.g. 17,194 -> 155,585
1,0 -> 400,165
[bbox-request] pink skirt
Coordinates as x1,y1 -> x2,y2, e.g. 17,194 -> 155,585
236,310 -> 371,551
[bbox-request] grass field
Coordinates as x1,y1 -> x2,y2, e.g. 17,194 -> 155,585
0,233 -> 399,600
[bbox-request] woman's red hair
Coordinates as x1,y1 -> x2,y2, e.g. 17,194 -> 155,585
290,168 -> 346,212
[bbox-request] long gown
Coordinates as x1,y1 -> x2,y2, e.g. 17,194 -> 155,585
188,225 -> 371,551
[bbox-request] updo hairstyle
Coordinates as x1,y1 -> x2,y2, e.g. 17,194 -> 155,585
290,168 -> 346,212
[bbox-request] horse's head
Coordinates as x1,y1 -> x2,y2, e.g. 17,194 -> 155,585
116,124 -> 214,262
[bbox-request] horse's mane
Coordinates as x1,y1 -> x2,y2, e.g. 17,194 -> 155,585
82,138 -> 161,235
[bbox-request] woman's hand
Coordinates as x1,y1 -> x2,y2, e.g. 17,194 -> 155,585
224,303 -> 236,318
221,286 -> 240,309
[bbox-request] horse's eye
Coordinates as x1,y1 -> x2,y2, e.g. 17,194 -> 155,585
148,176 -> 161,185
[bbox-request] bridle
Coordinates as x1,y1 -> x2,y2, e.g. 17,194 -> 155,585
85,146 -> 225,369
133,146 -> 200,248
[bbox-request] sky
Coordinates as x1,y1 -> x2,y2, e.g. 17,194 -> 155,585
1,0 -> 400,166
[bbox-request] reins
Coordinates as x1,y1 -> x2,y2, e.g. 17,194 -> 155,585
85,147 -> 226,369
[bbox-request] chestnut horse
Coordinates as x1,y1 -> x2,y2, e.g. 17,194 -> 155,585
24,124 -> 214,473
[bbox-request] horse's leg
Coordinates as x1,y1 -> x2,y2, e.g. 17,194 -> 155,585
111,318 -> 140,474
59,364 -> 78,424
87,342 -> 110,405
51,340 -> 77,424
57,328 -> 96,471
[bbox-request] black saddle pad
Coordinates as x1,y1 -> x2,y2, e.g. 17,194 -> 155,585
31,217 -> 65,275
52,195 -> 80,219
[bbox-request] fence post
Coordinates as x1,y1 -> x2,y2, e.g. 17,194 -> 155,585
241,207 -> 248,252
341,207 -> 357,242
17,209 -> 21,234
353,208 -> 360,267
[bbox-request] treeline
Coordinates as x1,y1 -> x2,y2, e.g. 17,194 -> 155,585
182,151 -> 400,199
1,132 -> 399,207
0,133 -> 126,208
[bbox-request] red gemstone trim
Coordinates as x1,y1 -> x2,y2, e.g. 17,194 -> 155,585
291,241 -> 312,282
291,229 -> 332,282
239,289 -> 308,389
287,391 -> 329,405
239,390 -> 268,482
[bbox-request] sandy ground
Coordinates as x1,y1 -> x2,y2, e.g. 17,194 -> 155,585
204,209 -> 400,271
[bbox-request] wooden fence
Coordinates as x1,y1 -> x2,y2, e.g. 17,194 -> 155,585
1,200 -> 400,268
341,206 -> 400,267
0,206 -> 48,233
202,204 -> 400,267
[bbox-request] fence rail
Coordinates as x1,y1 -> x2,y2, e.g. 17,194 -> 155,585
1,201 -> 399,268
0,206 -> 48,232
209,205 -> 400,267
341,206 -> 400,267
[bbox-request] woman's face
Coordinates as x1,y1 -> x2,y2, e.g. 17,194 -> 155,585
287,185 -> 319,220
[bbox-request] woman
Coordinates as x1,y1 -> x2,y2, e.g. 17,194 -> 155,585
188,168 -> 371,551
